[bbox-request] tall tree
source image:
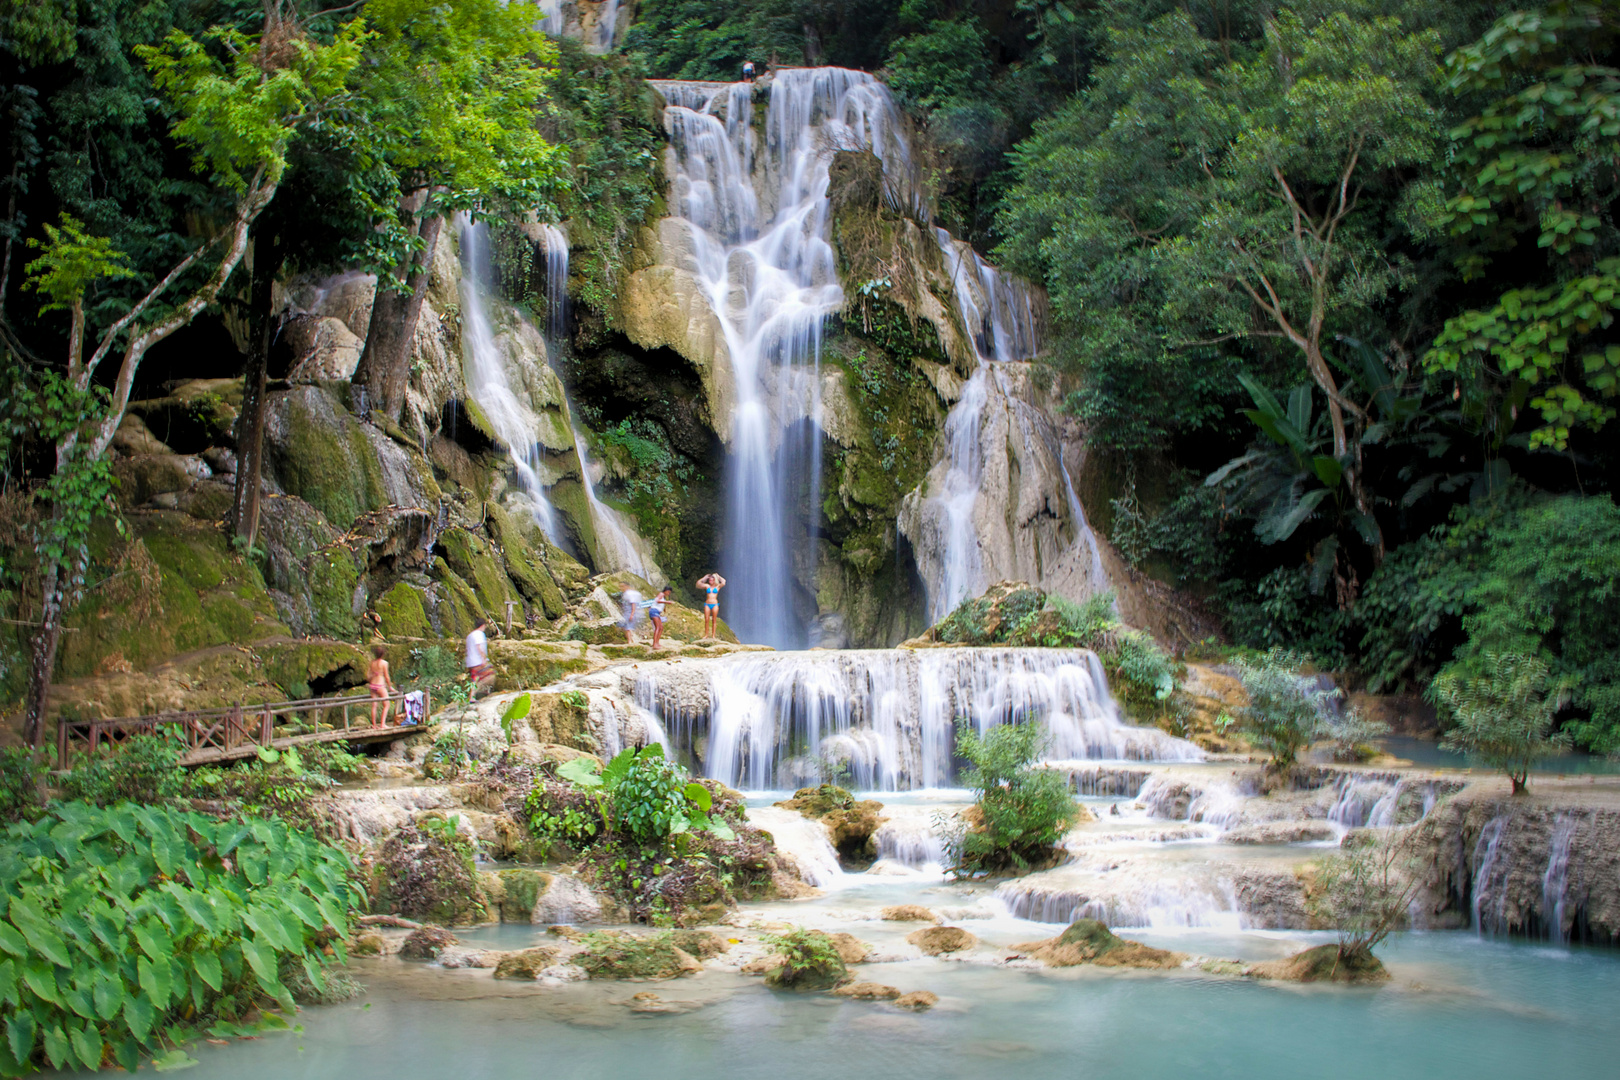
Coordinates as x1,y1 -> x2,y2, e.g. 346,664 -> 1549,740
16,13 -> 363,746
347,0 -> 561,425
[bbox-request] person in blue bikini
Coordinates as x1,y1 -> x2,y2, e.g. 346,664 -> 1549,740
696,573 -> 725,640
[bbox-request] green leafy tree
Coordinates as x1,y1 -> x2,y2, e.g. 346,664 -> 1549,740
1424,3 -> 1620,452
1233,648 -> 1335,772
943,720 -> 1077,874
16,15 -> 364,746
1433,651 -> 1570,793
347,0 -> 563,423
1000,3 -> 1445,560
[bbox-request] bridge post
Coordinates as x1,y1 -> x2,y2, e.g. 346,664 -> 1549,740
261,705 -> 273,745
56,719 -> 68,770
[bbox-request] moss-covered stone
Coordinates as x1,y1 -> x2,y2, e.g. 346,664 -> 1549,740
576,932 -> 702,980
375,581 -> 433,640
371,823 -> 490,927
1017,919 -> 1186,969
256,640 -> 367,700
430,557 -> 486,638
1247,943 -> 1389,984
493,947 -> 558,979
308,548 -> 362,639
492,641 -> 593,695
494,868 -> 545,923
438,527 -> 518,617
487,503 -> 568,618
522,684 -> 597,747
266,385 -> 389,529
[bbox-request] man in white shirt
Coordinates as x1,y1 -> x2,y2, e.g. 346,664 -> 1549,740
465,618 -> 494,700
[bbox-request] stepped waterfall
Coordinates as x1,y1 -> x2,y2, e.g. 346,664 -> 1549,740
615,647 -> 1203,791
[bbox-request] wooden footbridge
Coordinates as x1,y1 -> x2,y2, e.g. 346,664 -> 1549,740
56,690 -> 431,769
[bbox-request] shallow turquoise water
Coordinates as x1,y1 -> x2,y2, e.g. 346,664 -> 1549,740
1377,735 -> 1620,776
162,932 -> 1620,1080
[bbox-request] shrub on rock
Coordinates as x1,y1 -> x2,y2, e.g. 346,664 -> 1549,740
1017,919 -> 1185,969
763,928 -> 850,991
398,926 -> 458,961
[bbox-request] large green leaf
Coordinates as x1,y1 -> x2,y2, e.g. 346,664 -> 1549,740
137,956 -> 171,1009
1311,455 -> 1343,489
22,964 -> 61,1005
191,950 -> 223,993
122,995 -> 154,1042
152,1048 -> 200,1072
1257,487 -> 1329,544
6,1014 -> 35,1063
70,1023 -> 103,1070
683,782 -> 712,813
599,747 -> 637,789
0,922 -> 27,959
41,1025 -> 68,1070
557,756 -> 604,788
92,971 -> 125,1020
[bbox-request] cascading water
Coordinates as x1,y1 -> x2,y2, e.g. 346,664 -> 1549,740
631,647 -> 1202,791
1541,814 -> 1579,941
1472,815 -> 1510,935
569,422 -> 653,579
652,70 -> 913,647
536,224 -> 569,350
458,215 -> 564,543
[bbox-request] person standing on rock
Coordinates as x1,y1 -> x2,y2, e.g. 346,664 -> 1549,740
648,587 -> 673,649
696,573 -> 726,640
742,59 -> 756,82
620,586 -> 644,644
465,618 -> 494,701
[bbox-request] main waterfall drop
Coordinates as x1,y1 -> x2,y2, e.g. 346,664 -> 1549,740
651,70 -> 915,648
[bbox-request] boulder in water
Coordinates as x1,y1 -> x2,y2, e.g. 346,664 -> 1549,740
832,982 -> 902,1000
907,926 -> 978,955
1016,919 -> 1185,969
1247,944 -> 1389,984
894,990 -> 939,1011
881,905 -> 940,923
829,932 -> 870,964
493,947 -> 560,980
398,926 -> 458,961
576,932 -> 704,980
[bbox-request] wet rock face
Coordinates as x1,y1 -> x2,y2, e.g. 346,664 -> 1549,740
1413,789 -> 1620,943
776,785 -> 886,868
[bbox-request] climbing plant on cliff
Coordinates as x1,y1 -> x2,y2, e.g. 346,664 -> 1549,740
15,14 -> 364,747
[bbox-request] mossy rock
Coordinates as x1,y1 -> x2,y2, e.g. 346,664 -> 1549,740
763,931 -> 849,991
491,641 -> 592,694
255,640 -> 367,700
521,685 -> 597,747
777,784 -> 856,817
176,479 -> 238,522
308,547 -> 363,639
375,581 -> 434,640
438,527 -> 519,616
487,503 -> 568,618
1018,919 -> 1186,969
1249,943 -> 1389,984
266,385 -> 390,529
430,557 -> 487,638
57,512 -> 289,681
564,620 -> 630,646
906,926 -> 977,955
494,868 -> 546,923
493,947 -> 558,980
576,932 -> 702,980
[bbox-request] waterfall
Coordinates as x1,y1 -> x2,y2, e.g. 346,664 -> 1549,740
537,223 -> 569,350
1542,814 -> 1578,942
458,215 -> 564,543
631,647 -> 1202,791
536,0 -> 563,37
569,423 -> 653,579
652,69 -> 913,648
1471,815 -> 1510,935
591,0 -> 621,52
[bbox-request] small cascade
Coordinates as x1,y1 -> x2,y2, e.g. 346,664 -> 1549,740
1064,766 -> 1151,799
570,423 -> 654,579
746,805 -> 845,888
591,0 -> 621,52
652,69 -> 915,648
1328,775 -> 1397,829
457,215 -> 564,543
872,810 -> 949,869
536,223 -> 569,350
536,0 -> 563,37
995,872 -> 1243,931
633,648 -> 1201,791
1472,815 -> 1511,935
1542,814 -> 1579,942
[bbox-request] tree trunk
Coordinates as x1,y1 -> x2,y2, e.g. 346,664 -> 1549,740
352,190 -> 443,423
233,235 -> 283,551
23,546 -> 84,750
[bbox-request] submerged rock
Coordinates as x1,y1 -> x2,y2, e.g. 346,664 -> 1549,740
829,932 -> 871,964
1247,944 -> 1389,984
398,926 -> 458,961
1016,919 -> 1185,969
906,926 -> 978,955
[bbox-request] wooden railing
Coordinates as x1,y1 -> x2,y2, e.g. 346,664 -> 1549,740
56,689 -> 430,768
